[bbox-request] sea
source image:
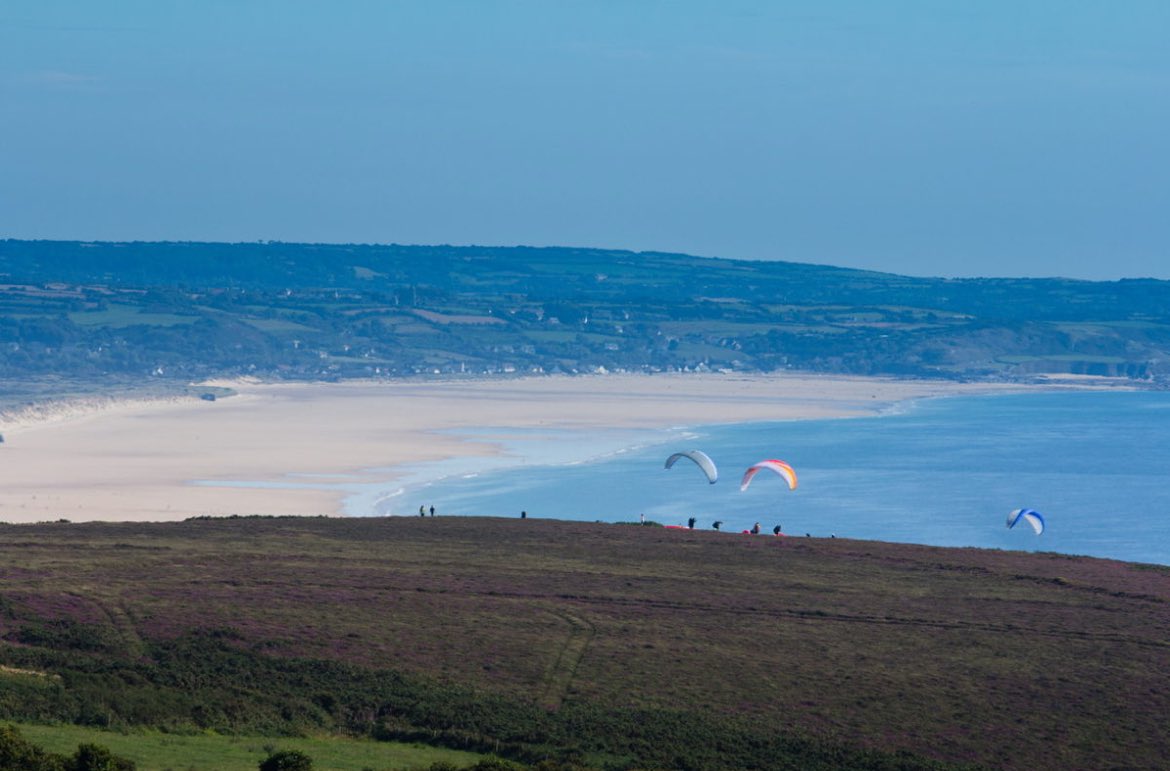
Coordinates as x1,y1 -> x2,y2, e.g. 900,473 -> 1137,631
332,390 -> 1169,566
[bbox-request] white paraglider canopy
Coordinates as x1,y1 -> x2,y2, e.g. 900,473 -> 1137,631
664,450 -> 718,484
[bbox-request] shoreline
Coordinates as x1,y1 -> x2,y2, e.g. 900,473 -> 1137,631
0,372 -> 1134,524
354,422 -> 698,518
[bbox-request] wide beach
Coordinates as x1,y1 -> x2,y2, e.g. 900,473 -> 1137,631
0,373 -> 1079,523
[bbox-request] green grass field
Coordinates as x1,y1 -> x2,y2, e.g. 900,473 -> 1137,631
2,516 -> 1168,769
13,723 -> 483,771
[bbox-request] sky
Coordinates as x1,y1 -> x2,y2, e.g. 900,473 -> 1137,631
2,1 -> 1168,280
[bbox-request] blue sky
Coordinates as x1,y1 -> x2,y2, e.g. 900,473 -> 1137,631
2,1 -> 1167,279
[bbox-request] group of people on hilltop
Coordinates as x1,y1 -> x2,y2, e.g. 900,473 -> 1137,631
701,518 -> 784,535
420,503 -> 829,537
423,503 -> 811,537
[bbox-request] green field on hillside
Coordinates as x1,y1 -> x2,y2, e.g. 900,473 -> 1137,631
12,722 -> 483,771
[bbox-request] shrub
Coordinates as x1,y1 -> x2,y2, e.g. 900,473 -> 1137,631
259,749 -> 313,771
0,724 -> 65,771
68,743 -> 135,771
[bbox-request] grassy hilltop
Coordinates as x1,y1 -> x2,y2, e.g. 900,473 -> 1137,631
1,516 -> 1167,770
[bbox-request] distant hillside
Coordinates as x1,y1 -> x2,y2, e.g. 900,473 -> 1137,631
1,516 -> 1167,770
2,239 -> 1168,386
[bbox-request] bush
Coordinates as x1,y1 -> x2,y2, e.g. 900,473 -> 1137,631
0,724 -> 65,771
68,743 -> 135,771
259,749 -> 313,771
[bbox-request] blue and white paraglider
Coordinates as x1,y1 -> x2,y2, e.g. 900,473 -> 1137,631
1007,508 -> 1045,535
664,450 -> 718,484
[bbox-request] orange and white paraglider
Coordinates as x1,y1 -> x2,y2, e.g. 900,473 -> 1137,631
740,459 -> 797,491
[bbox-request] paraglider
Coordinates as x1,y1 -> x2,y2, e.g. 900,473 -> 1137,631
1007,508 -> 1045,535
739,460 -> 797,492
664,450 -> 718,484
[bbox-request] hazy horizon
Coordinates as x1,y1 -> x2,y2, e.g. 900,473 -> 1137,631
3,2 -> 1167,281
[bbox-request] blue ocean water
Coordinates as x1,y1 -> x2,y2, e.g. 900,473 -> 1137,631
356,390 -> 1170,566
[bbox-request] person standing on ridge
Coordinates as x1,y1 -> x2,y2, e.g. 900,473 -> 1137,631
751,522 -> 761,535
429,505 -> 435,517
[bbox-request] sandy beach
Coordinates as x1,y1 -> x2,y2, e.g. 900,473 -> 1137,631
0,373 -> 1078,523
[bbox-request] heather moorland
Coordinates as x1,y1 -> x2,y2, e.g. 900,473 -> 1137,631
1,516 -> 1166,769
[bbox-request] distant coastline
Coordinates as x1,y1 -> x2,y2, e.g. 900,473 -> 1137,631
4,240 -> 1168,387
